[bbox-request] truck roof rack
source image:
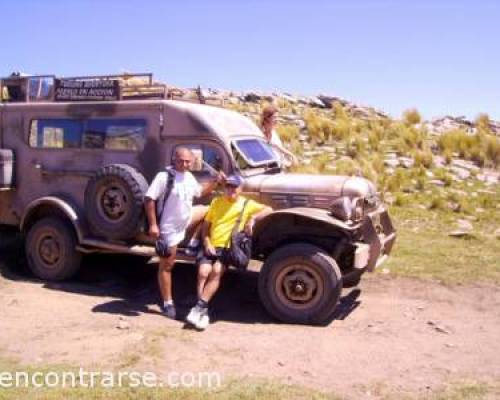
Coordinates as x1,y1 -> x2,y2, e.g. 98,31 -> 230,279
0,72 -> 170,103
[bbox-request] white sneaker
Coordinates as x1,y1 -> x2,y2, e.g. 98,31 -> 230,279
186,305 -> 202,327
196,309 -> 210,330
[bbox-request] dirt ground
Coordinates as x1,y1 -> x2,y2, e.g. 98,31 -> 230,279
1,232 -> 500,398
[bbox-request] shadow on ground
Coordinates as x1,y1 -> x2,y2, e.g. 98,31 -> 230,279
0,228 -> 362,326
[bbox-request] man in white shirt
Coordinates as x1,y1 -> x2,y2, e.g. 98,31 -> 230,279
144,147 -> 223,319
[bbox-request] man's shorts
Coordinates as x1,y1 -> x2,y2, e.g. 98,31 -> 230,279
197,247 -> 228,265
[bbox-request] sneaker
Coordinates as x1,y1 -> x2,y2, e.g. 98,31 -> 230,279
162,303 -> 176,320
186,305 -> 203,327
196,308 -> 210,330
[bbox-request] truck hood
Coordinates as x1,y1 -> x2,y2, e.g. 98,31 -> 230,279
244,173 -> 377,209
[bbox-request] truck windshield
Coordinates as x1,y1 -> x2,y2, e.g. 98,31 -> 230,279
232,138 -> 278,169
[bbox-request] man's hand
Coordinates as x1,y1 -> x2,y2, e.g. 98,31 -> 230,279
216,171 -> 227,185
149,224 -> 160,240
285,153 -> 299,166
204,240 -> 216,257
244,217 -> 255,236
245,206 -> 273,236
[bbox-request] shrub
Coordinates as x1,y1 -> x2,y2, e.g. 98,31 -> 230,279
402,108 -> 422,126
394,193 -> 409,207
370,153 -> 385,175
368,131 -> 381,151
311,153 -> 331,173
413,149 -> 433,168
391,123 -> 426,153
438,128 -> 500,167
332,158 -> 358,176
304,111 -> 324,143
344,136 -> 366,159
433,168 -> 453,187
429,195 -> 446,210
276,124 -> 299,142
275,98 -> 291,110
287,138 -> 304,156
332,102 -> 349,120
477,192 -> 497,209
475,113 -> 491,134
332,119 -> 352,140
358,159 -> 376,182
484,135 -> 500,167
385,168 -> 412,193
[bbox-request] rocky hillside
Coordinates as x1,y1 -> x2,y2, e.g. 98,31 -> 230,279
171,84 -> 499,223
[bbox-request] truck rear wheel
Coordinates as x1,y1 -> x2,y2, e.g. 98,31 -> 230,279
258,243 -> 342,325
25,217 -> 82,281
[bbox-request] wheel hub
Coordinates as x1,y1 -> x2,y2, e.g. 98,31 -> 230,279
39,236 -> 60,265
283,271 -> 317,302
101,187 -> 126,219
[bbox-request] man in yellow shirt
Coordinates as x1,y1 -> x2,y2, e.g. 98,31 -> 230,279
186,175 -> 272,330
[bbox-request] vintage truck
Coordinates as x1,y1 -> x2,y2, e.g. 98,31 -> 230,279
0,72 -> 396,324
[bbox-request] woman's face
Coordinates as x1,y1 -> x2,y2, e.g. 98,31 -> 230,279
263,114 -> 276,132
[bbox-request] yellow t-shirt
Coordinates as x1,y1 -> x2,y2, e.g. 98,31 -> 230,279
205,196 -> 266,248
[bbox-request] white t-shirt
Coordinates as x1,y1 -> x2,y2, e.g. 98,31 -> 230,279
145,169 -> 202,246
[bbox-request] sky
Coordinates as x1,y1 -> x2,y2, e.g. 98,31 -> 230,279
1,0 -> 499,120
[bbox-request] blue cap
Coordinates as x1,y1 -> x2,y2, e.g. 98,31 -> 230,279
225,174 -> 244,187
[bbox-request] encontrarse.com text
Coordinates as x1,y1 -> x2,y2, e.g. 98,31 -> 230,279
0,369 -> 222,389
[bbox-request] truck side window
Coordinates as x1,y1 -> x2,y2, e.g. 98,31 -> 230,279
29,119 -> 83,148
173,144 -> 223,177
84,118 -> 146,151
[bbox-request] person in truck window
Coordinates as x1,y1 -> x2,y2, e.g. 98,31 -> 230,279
260,105 -> 298,167
144,147 -> 225,320
185,175 -> 273,330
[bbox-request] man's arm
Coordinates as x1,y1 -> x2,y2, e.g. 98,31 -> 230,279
244,206 -> 273,236
200,179 -> 218,198
199,171 -> 226,197
270,143 -> 299,166
144,197 -> 160,239
201,220 -> 216,256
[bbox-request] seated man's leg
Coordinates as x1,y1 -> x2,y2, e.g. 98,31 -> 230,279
190,261 -> 225,330
186,257 -> 224,330
197,261 -> 213,299
200,260 -> 225,303
158,246 -> 177,318
187,205 -> 208,236
184,205 -> 208,251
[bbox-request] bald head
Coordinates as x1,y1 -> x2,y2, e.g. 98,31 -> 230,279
173,147 -> 193,172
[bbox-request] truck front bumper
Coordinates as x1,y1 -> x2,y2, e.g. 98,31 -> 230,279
358,207 -> 396,271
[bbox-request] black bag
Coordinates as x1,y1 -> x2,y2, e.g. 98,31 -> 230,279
154,168 -> 176,258
221,199 -> 252,270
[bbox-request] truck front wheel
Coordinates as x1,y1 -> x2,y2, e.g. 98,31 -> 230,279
258,243 -> 342,325
25,217 -> 82,281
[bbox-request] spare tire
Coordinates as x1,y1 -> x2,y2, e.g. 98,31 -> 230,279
84,164 -> 148,240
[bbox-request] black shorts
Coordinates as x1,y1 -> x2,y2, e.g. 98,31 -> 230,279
197,247 -> 228,265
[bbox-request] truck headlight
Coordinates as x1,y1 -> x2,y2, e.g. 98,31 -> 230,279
330,197 -> 363,223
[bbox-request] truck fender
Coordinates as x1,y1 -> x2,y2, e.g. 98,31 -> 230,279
252,207 -> 357,256
255,207 -> 357,234
20,196 -> 85,242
